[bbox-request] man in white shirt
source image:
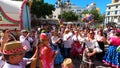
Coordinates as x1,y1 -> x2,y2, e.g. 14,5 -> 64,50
19,29 -> 33,58
63,28 -> 73,58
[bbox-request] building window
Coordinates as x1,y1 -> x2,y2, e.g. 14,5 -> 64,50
72,10 -> 74,12
0,16 -> 2,21
115,10 -> 118,14
108,17 -> 110,21
116,6 -> 118,8
77,10 -> 81,11
107,12 -> 110,15
108,7 -> 111,9
54,16 -> 56,18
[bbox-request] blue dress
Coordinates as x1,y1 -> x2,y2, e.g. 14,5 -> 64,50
103,45 -> 120,68
50,44 -> 64,65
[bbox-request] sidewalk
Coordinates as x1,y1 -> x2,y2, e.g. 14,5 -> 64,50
55,57 -> 112,68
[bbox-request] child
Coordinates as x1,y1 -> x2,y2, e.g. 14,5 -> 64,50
61,58 -> 75,68
1,41 -> 37,68
39,33 -> 58,68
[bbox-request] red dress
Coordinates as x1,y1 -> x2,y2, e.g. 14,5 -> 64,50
71,41 -> 84,56
39,45 -> 55,68
71,35 -> 84,56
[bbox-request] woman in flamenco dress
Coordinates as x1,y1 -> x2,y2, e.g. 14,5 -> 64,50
39,33 -> 58,68
103,31 -> 120,68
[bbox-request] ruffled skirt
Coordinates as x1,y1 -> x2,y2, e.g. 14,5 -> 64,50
103,45 -> 120,68
51,45 -> 64,64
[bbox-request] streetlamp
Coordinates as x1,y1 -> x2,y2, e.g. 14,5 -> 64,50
55,0 -> 71,24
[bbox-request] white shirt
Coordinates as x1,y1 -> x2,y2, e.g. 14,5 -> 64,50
63,32 -> 73,48
85,38 -> 102,53
72,35 -> 84,42
0,56 -> 4,68
2,58 -> 29,68
51,36 -> 59,45
19,35 -> 33,52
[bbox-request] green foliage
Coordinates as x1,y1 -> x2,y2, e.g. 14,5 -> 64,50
31,0 -> 55,18
90,9 -> 100,21
81,10 -> 90,14
58,11 -> 78,22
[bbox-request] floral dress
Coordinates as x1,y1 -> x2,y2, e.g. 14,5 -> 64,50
39,45 -> 55,68
103,36 -> 120,68
71,35 -> 84,57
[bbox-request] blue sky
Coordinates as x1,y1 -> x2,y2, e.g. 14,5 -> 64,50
44,0 -> 111,14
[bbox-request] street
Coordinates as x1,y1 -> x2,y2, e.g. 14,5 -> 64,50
55,57 -> 112,68
55,44 -> 112,68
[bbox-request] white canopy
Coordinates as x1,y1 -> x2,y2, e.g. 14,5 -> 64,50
0,0 -> 23,20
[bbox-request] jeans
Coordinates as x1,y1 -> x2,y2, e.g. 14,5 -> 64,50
64,48 -> 71,58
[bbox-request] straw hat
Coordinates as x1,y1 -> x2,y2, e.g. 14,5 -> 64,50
2,41 -> 25,55
0,32 -> 4,37
62,58 -> 73,67
21,29 -> 28,33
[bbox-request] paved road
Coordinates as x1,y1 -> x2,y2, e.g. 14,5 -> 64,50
55,44 -> 111,68
55,57 -> 112,68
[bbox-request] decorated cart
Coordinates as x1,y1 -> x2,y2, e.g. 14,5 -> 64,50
0,0 -> 31,30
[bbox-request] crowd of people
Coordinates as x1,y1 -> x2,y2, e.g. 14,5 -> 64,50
0,24 -> 120,68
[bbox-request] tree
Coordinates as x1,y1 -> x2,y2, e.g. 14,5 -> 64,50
90,9 -> 105,23
99,14 -> 105,23
31,0 -> 55,18
90,9 -> 100,21
58,11 -> 78,22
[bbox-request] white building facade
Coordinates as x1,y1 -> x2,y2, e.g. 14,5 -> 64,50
52,2 -> 97,20
52,5 -> 83,20
105,0 -> 120,24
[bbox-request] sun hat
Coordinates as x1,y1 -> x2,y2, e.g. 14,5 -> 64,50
2,41 -> 25,55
